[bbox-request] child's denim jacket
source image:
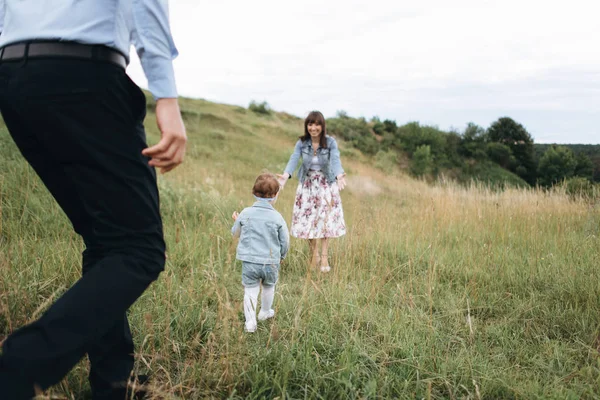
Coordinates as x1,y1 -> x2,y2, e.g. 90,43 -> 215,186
284,135 -> 344,184
231,201 -> 290,265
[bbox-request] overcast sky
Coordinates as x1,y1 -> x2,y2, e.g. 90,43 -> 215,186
128,0 -> 600,144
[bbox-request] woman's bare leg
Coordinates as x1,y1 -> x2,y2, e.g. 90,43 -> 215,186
320,238 -> 330,269
309,239 -> 318,268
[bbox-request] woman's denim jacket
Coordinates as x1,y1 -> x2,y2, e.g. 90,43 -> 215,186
283,136 -> 344,184
231,201 -> 290,265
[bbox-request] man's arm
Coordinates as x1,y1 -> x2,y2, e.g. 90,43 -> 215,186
0,0 -> 5,37
131,0 -> 178,99
133,1 -> 187,173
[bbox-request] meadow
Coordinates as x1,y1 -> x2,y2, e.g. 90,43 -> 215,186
1,97 -> 600,399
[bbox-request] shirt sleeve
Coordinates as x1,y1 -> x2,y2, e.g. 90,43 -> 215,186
0,0 -> 5,37
283,140 -> 303,178
231,210 -> 244,237
131,0 -> 179,99
278,216 -> 290,260
329,137 -> 344,177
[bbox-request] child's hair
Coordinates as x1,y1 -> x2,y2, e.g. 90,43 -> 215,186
299,110 -> 328,149
252,173 -> 280,198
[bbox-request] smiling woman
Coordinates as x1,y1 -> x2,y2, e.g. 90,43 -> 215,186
278,111 -> 347,272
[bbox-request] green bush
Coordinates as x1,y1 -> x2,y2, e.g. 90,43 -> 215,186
398,123 -> 448,161
574,153 -> 594,180
383,119 -> 398,134
328,116 -> 380,155
459,123 -> 488,159
248,100 -> 271,115
340,147 -> 364,161
374,150 -> 398,174
380,131 -> 402,152
460,160 -> 529,189
538,145 -> 577,187
372,121 -> 385,136
486,142 -> 515,169
564,177 -> 597,201
352,134 -> 379,155
487,117 -> 536,185
411,145 -> 433,177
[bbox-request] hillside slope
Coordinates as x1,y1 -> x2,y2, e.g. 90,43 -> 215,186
1,97 -> 600,399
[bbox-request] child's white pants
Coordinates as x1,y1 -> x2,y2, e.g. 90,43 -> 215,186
243,285 -> 275,329
261,285 -> 275,313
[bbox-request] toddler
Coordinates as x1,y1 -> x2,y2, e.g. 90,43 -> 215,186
232,173 -> 290,332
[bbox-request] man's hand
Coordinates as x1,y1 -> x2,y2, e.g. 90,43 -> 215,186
142,98 -> 187,174
232,211 -> 239,221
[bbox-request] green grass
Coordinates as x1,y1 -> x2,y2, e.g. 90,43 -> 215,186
459,160 -> 530,189
1,97 -> 600,399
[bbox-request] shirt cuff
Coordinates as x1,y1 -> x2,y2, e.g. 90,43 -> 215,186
141,55 -> 178,99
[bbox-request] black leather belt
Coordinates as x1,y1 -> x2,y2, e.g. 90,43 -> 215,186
0,41 -> 127,69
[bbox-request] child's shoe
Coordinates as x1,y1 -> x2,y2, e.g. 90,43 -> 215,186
258,309 -> 275,321
320,265 -> 331,273
245,322 -> 257,333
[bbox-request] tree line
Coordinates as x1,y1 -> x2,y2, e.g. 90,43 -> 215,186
326,112 -> 597,191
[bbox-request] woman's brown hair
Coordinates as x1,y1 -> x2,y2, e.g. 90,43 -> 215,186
299,111 -> 328,149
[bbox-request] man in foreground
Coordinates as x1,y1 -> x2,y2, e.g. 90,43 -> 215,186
0,1 -> 187,398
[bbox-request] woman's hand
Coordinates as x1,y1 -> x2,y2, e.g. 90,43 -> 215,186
276,173 -> 289,188
232,211 -> 239,221
336,173 -> 347,191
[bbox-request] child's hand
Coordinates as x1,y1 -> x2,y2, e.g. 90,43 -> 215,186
276,173 -> 289,188
232,211 -> 239,221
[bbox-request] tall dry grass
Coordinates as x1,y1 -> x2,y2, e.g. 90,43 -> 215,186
1,99 -> 599,399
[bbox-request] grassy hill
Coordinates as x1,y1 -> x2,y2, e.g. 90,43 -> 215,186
1,96 -> 600,399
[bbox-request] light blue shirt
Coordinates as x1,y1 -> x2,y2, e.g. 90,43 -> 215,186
0,0 -> 178,99
232,201 -> 290,265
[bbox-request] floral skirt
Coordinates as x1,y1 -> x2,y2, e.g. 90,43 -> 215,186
291,170 -> 346,239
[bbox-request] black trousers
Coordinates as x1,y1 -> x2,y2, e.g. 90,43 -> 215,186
0,58 -> 166,399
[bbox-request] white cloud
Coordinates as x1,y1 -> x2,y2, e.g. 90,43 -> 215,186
128,0 -> 600,143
